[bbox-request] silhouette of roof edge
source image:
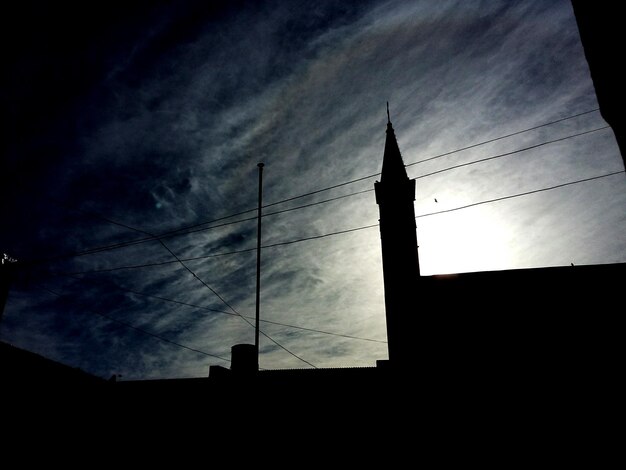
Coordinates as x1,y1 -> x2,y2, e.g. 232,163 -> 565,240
424,261 -> 625,277
260,366 -> 377,372
0,341 -> 105,384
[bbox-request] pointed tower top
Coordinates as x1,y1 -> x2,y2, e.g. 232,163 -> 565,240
381,104 -> 408,182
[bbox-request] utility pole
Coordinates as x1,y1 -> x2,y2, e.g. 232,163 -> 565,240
254,163 -> 264,370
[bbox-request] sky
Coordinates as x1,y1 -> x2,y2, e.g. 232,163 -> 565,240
1,0 -> 625,379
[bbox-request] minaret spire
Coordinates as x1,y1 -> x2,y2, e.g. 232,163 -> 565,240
381,104 -> 408,183
374,108 -> 420,365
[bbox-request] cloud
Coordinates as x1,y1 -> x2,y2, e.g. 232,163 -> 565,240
2,0 -> 624,378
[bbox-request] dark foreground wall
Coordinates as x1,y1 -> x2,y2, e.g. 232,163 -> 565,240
112,264 -> 622,417
410,264 -> 622,384
3,264 -> 622,438
3,264 -> 621,456
572,1 -> 626,166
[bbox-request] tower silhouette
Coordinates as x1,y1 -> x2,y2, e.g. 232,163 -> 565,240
374,106 -> 420,365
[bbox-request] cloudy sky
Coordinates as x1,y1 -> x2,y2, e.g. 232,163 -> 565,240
1,0 -> 624,379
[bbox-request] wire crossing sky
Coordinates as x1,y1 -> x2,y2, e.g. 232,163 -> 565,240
2,0 -> 625,379
23,107 -> 605,267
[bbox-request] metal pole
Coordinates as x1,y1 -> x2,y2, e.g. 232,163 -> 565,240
254,163 -> 264,369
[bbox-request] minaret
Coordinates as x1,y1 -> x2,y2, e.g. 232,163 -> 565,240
375,104 -> 420,365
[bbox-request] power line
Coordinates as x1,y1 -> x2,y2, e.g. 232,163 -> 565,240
50,272 -> 387,344
41,170 -> 622,359
60,206 -> 318,369
256,125 -> 611,223
258,318 -> 386,344
60,204 -> 244,317
64,257 -> 186,273
160,252 -> 318,367
40,286 -> 231,362
66,274 -> 236,316
268,337 -> 317,367
147,244 -> 317,368
412,126 -> 610,180
63,169 -> 624,275
157,240 -> 317,371
160,239 -> 242,317
31,169 -> 623,363
226,301 -> 317,367
28,108 -> 602,266
405,108 -> 600,167
43,122 -> 608,268
416,169 -> 625,218
178,188 -> 375,238
252,109 -> 602,207
33,189 -> 375,265
255,223 -> 381,251
65,224 -> 380,273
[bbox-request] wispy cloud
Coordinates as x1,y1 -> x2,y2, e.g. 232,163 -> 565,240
2,0 -> 624,379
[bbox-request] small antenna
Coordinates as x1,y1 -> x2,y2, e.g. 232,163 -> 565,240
387,102 -> 390,124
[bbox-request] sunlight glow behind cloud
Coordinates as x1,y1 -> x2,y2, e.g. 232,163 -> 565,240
1,0 -> 624,379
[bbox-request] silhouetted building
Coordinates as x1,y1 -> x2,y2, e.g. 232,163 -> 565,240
374,110 -> 420,365
2,114 -> 623,423
0,341 -> 104,386
202,115 -> 622,393
572,1 -> 626,167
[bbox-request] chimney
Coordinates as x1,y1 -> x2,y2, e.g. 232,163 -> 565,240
230,343 -> 257,376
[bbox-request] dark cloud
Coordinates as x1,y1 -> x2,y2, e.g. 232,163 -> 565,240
2,0 -> 624,378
